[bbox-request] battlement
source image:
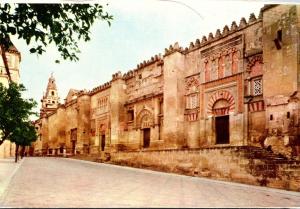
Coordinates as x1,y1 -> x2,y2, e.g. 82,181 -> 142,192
111,71 -> 122,81
261,4 -> 278,12
88,81 -> 112,95
136,53 -> 163,69
183,12 -> 262,54
77,89 -> 89,97
113,9 -> 264,82
164,42 -> 184,57
123,54 -> 163,80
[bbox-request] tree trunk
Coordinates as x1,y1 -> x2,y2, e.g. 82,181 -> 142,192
21,146 -> 25,159
15,144 -> 19,163
0,45 -> 12,83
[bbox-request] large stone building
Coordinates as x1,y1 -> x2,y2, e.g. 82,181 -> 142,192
0,42 -> 21,158
34,5 -> 300,159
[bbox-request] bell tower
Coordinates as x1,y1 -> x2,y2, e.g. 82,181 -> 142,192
40,73 -> 60,116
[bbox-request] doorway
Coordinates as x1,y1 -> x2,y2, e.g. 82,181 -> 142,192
71,140 -> 76,154
143,128 -> 150,148
215,115 -> 229,144
101,135 -> 106,151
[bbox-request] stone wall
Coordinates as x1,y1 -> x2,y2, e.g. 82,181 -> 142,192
90,86 -> 110,154
109,146 -> 300,192
34,5 -> 300,160
262,5 -> 300,158
0,141 -> 15,158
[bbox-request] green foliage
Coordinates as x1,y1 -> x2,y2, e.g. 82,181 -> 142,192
0,3 -> 113,62
0,83 -> 37,146
10,121 -> 37,146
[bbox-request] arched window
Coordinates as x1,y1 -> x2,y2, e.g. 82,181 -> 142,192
211,59 -> 218,80
253,78 -> 263,96
185,76 -> 200,110
186,93 -> 199,109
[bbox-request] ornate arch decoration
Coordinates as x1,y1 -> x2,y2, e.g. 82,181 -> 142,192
136,108 -> 154,129
246,54 -> 263,72
100,124 -> 106,134
207,90 -> 235,116
185,76 -> 200,93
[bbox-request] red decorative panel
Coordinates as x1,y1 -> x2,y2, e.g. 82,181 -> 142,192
232,51 -> 238,74
218,56 -> 224,79
187,113 -> 198,121
213,107 -> 229,116
247,54 -> 263,79
205,61 -> 210,82
185,76 -> 200,93
237,73 -> 243,113
204,73 -> 242,90
250,61 -> 263,77
207,90 -> 235,116
248,100 -> 265,112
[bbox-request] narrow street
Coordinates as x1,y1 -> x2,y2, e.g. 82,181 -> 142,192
0,157 -> 299,208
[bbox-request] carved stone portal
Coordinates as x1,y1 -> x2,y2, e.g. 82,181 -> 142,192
207,90 -> 235,116
137,109 -> 154,129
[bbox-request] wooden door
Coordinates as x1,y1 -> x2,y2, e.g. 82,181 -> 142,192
216,115 -> 229,144
101,135 -> 106,151
143,128 -> 150,148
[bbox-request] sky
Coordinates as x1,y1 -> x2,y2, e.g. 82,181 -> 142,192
8,0 -> 296,117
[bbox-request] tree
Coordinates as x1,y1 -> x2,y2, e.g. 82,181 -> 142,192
0,4 -> 113,82
10,121 -> 37,162
0,83 -> 37,148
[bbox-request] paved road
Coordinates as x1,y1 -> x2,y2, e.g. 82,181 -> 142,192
0,158 -> 20,198
0,157 -> 300,208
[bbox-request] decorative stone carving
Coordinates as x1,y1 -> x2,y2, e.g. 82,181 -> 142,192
89,81 -> 112,95
215,29 -> 222,39
204,60 -> 210,82
239,17 -> 247,28
164,42 -> 183,56
218,56 -> 225,79
207,90 -> 235,116
201,36 -> 207,44
202,47 -> 239,82
248,13 -> 257,23
222,25 -> 230,36
137,109 -> 154,129
224,54 -> 232,77
185,76 -> 200,93
195,39 -> 200,47
248,100 -> 265,112
231,21 -> 238,31
189,42 -> 195,50
253,79 -> 263,96
232,50 -> 239,74
246,54 -> 263,72
208,32 -> 214,41
210,59 -> 218,80
185,76 -> 200,111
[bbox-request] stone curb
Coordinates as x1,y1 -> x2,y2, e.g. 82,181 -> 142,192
0,158 -> 25,205
60,157 -> 300,197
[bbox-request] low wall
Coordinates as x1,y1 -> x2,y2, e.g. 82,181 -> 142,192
109,146 -> 300,192
0,141 -> 15,158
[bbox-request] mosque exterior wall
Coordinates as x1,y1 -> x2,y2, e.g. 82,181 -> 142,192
34,5 -> 300,159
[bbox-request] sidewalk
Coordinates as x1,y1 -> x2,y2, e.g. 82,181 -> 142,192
0,157 -> 23,204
